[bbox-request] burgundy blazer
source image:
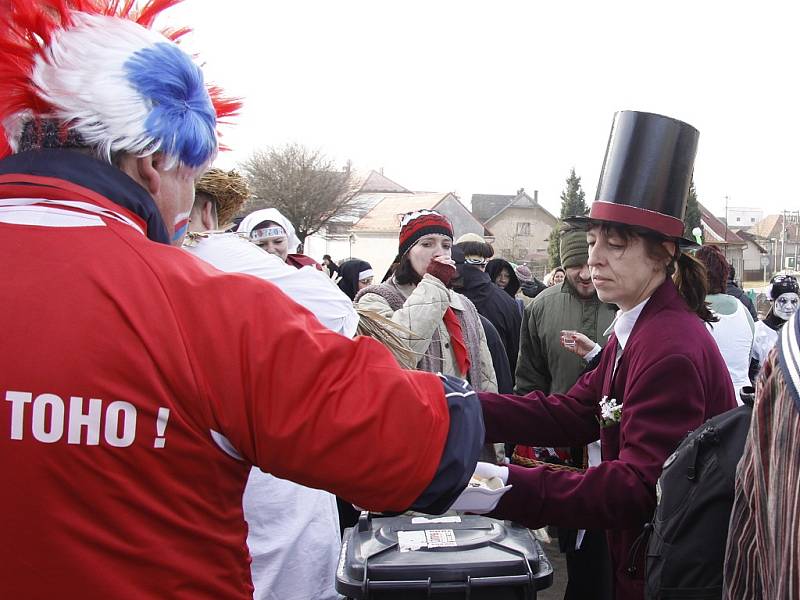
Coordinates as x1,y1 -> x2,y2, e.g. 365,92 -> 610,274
480,278 -> 735,600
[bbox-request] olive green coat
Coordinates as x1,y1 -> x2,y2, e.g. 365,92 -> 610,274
514,281 -> 616,395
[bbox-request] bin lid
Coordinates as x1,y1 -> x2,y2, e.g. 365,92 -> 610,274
336,514 -> 553,598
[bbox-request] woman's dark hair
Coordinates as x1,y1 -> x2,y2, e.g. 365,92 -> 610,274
594,223 -> 717,323
394,253 -> 422,286
693,245 -> 730,295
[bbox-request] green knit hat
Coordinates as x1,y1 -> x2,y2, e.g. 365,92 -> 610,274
560,228 -> 589,268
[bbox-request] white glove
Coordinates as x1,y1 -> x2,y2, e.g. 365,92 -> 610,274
473,461 -> 509,484
450,462 -> 512,514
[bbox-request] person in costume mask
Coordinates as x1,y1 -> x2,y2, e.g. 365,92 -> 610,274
750,273 -> 799,380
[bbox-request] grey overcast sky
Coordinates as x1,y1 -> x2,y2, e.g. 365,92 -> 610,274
162,0 -> 800,220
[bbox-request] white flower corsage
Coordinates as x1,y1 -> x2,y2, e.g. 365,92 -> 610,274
598,396 -> 623,428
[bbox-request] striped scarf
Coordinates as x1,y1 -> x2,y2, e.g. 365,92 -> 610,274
724,315 -> 800,599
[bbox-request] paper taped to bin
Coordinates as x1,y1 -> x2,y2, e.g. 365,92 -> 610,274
397,529 -> 458,552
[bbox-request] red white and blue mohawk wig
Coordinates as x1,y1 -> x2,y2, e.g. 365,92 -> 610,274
0,0 -> 239,170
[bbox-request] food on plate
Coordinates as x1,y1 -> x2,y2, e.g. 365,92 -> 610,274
468,474 -> 504,491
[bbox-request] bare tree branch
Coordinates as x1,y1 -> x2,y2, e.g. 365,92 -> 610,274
239,143 -> 362,242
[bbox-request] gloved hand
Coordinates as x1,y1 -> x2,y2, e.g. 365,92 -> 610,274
449,461 -> 511,514
473,461 -> 509,485
426,256 -> 457,287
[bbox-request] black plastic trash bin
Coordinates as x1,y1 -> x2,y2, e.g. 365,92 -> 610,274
336,513 -> 553,599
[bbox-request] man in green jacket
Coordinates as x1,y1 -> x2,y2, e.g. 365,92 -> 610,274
514,226 -> 616,600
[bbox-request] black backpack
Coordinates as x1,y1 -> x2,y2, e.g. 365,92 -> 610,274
644,390 -> 754,600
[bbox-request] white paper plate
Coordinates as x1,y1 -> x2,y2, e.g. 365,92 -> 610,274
450,483 -> 512,514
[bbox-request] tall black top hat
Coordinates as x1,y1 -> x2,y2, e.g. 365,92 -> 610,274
567,111 -> 699,246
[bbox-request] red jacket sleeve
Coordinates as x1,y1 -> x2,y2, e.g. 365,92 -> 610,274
177,268 -> 455,512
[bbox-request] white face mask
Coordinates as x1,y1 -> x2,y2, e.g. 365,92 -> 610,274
774,292 -> 800,321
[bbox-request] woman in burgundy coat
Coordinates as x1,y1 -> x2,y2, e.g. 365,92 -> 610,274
476,112 -> 736,600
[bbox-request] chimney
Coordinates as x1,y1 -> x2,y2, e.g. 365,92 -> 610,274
534,190 -> 539,203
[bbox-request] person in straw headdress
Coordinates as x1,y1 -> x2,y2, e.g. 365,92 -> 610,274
0,1 -> 485,597
185,168 -> 352,600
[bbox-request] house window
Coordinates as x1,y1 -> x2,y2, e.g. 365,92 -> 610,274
516,247 -> 527,260
735,217 -> 741,222
502,248 -> 512,257
516,222 -> 531,236
327,223 -> 350,235
751,218 -> 755,223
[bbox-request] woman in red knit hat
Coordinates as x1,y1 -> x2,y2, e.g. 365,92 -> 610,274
356,209 -> 501,446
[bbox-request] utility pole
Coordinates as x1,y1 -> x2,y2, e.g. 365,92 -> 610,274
781,210 -> 787,272
723,195 -> 729,258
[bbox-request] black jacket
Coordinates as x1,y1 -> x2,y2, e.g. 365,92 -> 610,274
479,314 -> 513,394
456,264 -> 522,375
726,279 -> 757,320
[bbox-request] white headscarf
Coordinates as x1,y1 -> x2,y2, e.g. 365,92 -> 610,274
237,208 -> 302,253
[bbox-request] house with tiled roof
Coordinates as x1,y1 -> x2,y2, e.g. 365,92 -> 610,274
350,192 -> 489,276
471,189 -> 557,266
698,202 -> 747,275
304,170 -> 411,264
743,212 -> 800,274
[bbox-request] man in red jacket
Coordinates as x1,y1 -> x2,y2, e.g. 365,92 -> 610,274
0,2 -> 483,599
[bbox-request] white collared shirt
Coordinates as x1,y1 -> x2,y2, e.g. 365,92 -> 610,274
604,296 -> 651,352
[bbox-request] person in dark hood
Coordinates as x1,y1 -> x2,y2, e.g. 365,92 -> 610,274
486,258 -> 521,297
451,246 -> 514,394
726,264 -> 757,320
453,240 -> 522,375
337,259 -> 374,300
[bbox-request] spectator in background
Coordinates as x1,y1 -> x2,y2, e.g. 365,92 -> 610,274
322,254 -> 339,278
454,232 -> 493,271
454,235 -> 522,375
751,274 -> 799,380
545,266 -> 566,287
726,264 -> 757,320
724,312 -> 800,599
486,257 -> 521,298
695,245 -> 754,401
515,264 -> 547,304
238,208 -> 323,270
337,259 -> 374,300
451,246 -> 514,394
